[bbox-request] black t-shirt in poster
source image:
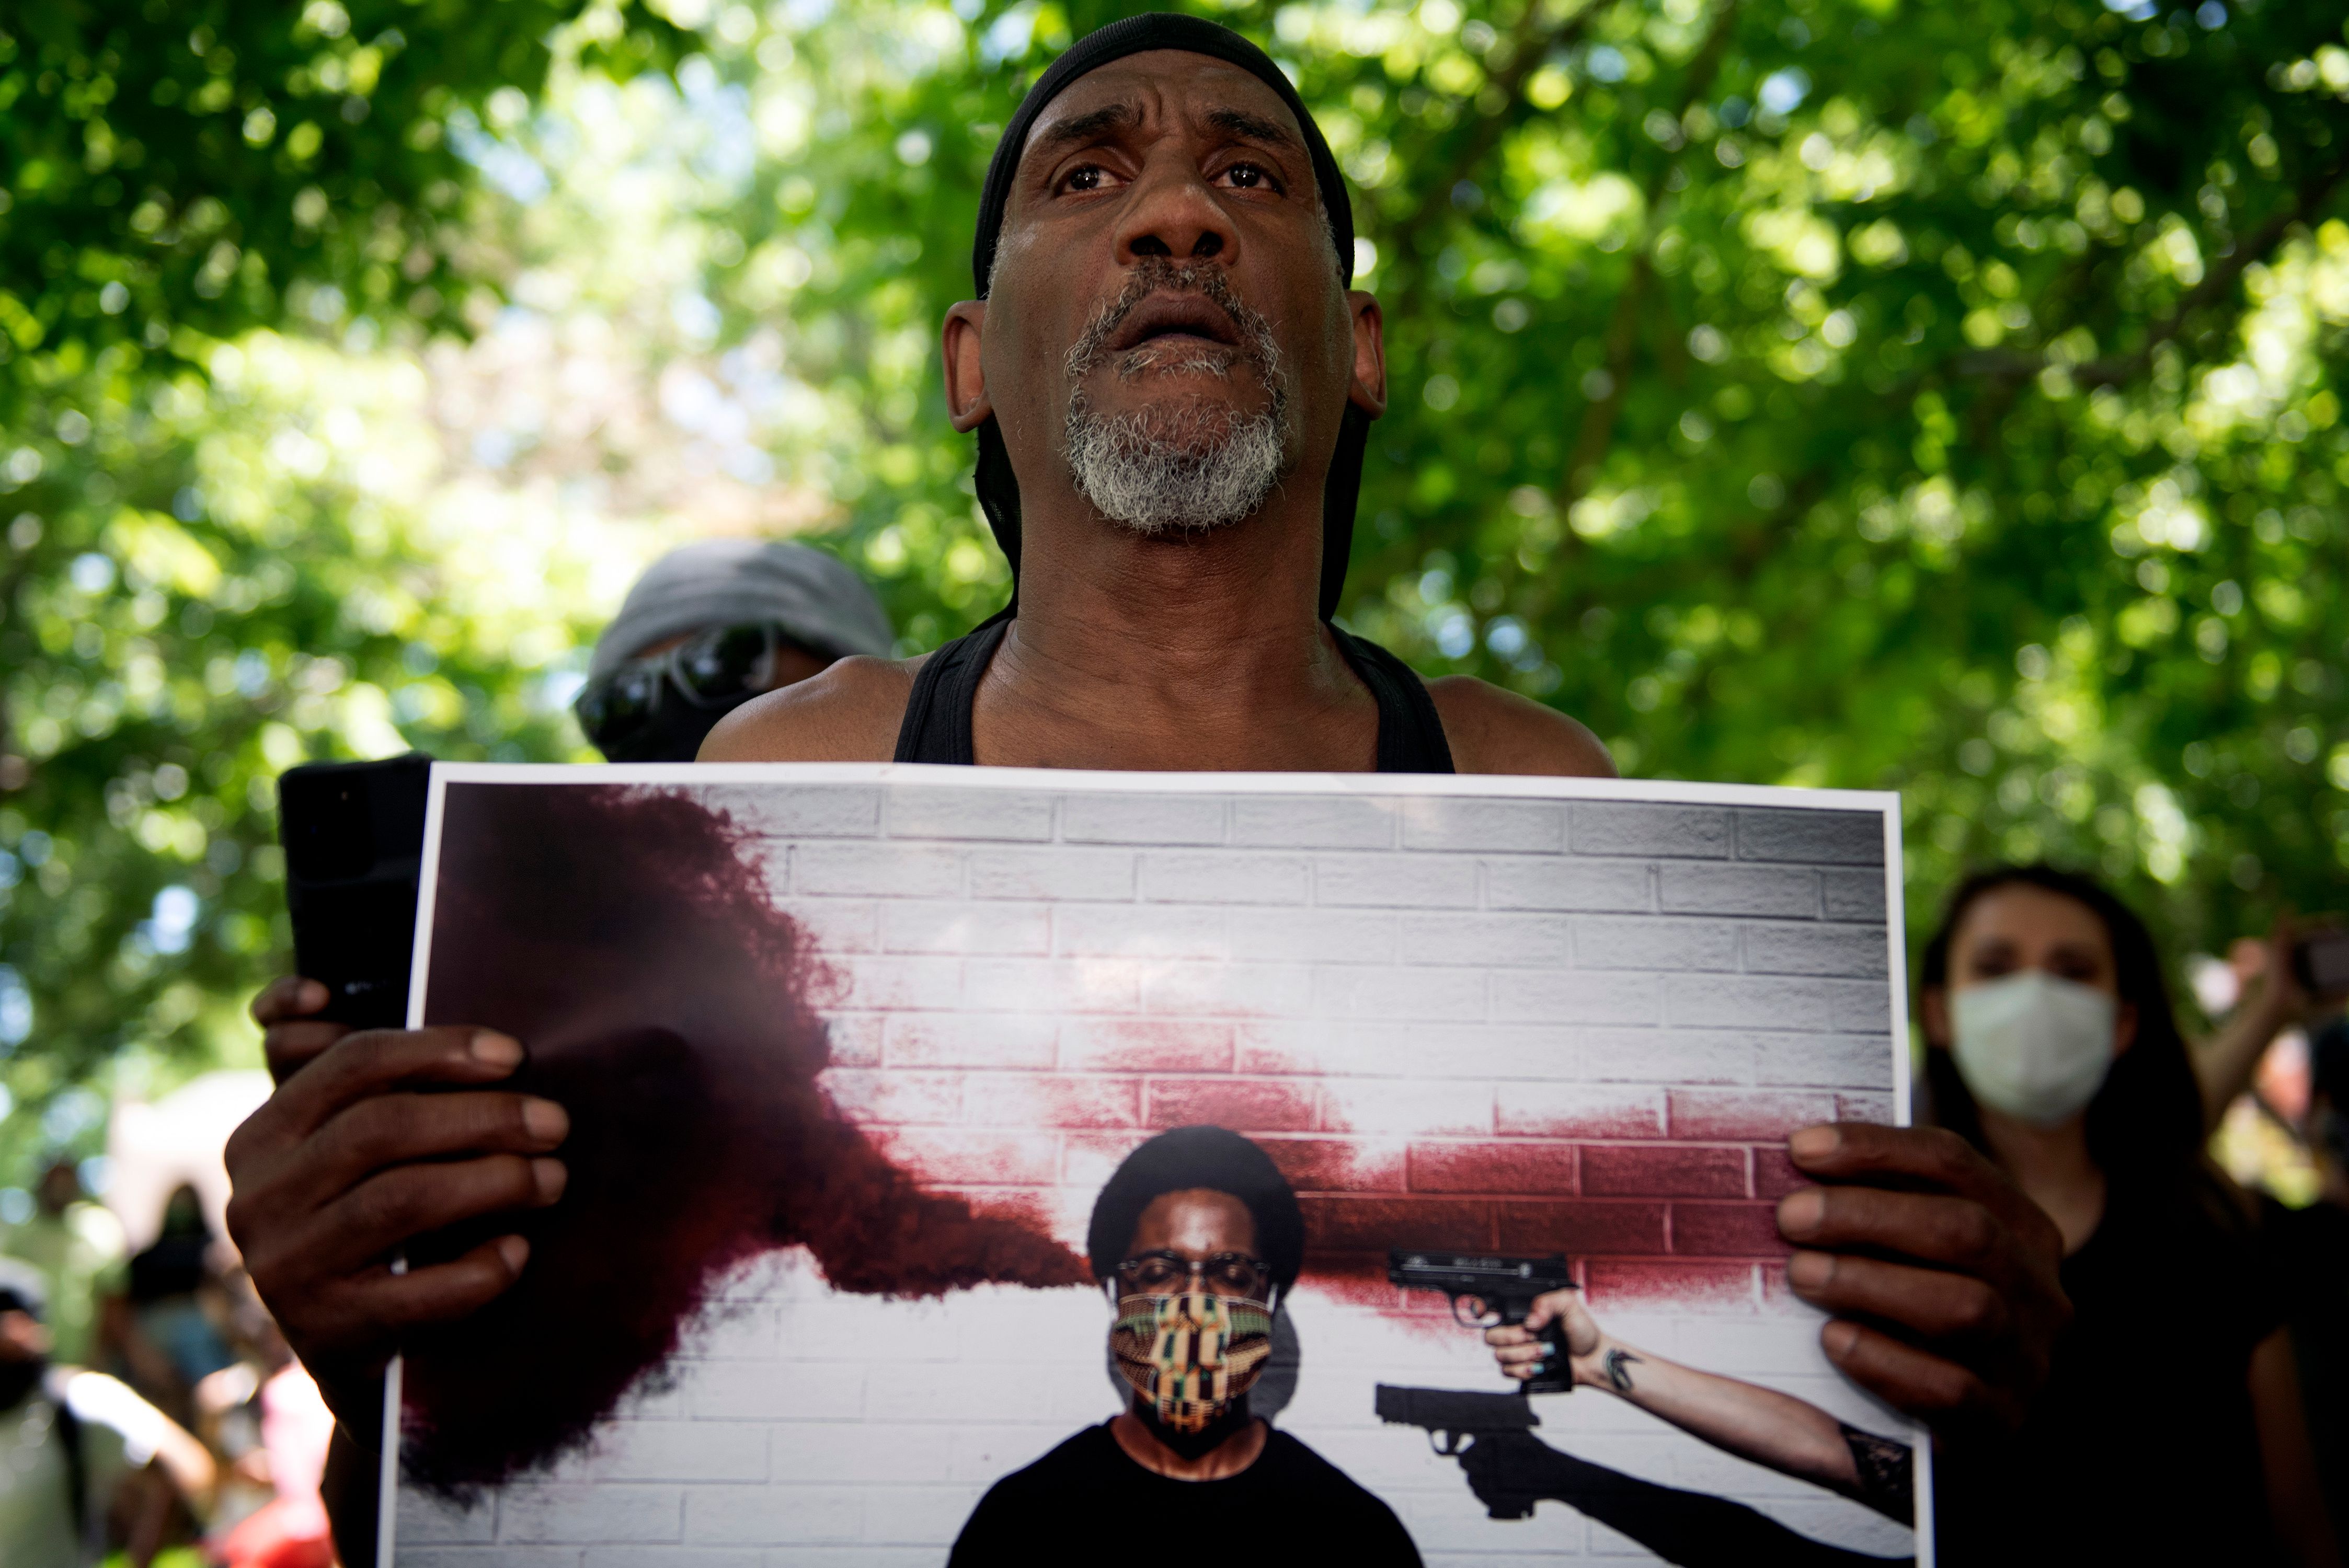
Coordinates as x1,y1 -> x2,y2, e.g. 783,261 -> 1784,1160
2262,1195 -> 2349,1543
948,1421 -> 1424,1566
1937,1175 -> 2284,1566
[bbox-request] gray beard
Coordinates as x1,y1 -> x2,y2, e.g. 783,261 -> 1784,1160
1063,395 -> 1289,536
1059,263 -> 1296,536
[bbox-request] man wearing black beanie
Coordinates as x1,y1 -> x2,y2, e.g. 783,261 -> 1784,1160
703,10 -> 2066,1450
949,1127 -> 1420,1564
235,19 -> 2070,1557
705,10 -> 1602,775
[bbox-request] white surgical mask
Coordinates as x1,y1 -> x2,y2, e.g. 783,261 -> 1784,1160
1948,970 -> 2118,1127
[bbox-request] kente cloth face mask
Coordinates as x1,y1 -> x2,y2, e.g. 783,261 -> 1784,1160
1950,970 -> 2119,1127
1110,1290 -> 1274,1434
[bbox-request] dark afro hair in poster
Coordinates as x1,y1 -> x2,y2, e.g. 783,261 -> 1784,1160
399,784 -> 1089,1495
1085,1125 -> 1305,1296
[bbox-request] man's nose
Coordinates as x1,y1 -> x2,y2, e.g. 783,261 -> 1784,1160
1114,153 -> 1234,268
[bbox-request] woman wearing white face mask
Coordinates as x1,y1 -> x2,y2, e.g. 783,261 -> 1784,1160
1918,866 -> 2337,1568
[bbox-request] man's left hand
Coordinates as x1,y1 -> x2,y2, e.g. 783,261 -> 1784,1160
1776,1122 -> 2069,1433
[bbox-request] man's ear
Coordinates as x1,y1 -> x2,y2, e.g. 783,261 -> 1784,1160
942,301 -> 991,433
1347,289 -> 1387,418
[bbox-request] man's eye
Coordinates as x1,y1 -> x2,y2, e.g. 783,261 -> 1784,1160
1222,162 -> 1275,190
1064,165 -> 1107,192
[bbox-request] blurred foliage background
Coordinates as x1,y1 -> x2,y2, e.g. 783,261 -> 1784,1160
3,0 -> 2347,1193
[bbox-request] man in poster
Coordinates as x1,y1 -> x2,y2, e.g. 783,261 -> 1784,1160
949,1126 -> 1420,1563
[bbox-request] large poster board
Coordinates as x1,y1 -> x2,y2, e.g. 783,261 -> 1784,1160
385,765 -> 1923,1565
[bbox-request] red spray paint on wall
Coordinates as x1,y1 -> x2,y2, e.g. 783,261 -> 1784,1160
401,784 -> 1088,1494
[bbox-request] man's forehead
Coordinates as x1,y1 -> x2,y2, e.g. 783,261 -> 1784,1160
1135,1185 -> 1257,1240
1018,50 -> 1306,163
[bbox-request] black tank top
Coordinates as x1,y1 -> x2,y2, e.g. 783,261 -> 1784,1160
892,619 -> 1456,773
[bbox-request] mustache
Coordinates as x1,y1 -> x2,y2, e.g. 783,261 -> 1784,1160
1064,258 -> 1283,386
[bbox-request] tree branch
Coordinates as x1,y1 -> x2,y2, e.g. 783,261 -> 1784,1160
1555,0 -> 1739,512
1390,0 -> 1621,258
1958,154 -> 2349,390
0,556 -> 36,791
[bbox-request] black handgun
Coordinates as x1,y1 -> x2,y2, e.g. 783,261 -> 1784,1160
1376,1383 -> 1545,1520
1389,1249 -> 1574,1394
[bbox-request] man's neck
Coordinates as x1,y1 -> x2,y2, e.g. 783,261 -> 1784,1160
1110,1406 -> 1267,1481
976,489 -> 1380,769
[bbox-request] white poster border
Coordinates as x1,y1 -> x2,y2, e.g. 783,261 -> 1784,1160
381,762 -> 1929,1564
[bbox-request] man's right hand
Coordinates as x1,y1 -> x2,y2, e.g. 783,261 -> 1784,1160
225,978 -> 569,1426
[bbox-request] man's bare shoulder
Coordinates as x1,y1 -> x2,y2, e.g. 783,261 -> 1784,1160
698,654 -> 922,762
1426,675 -> 1617,778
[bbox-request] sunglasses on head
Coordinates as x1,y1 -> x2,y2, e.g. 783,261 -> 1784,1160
575,621 -> 796,755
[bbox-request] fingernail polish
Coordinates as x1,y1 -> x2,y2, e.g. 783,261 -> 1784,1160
471,1031 -> 523,1067
522,1098 -> 569,1143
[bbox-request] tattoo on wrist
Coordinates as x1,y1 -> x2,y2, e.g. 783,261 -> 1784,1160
1601,1346 -> 1643,1393
1838,1423 -> 1916,1526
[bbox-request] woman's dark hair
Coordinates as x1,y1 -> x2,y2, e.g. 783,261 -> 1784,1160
128,1182 -> 216,1304
1919,863 -> 2205,1189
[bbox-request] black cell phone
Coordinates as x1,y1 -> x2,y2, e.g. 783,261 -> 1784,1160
279,753 -> 433,1031
2296,928 -> 2349,997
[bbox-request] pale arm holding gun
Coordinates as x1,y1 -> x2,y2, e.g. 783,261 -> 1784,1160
1488,1286 -> 1911,1520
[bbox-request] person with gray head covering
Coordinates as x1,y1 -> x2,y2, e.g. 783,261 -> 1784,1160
573,539 -> 893,761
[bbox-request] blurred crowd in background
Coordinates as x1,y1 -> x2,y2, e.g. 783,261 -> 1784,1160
2,1128 -> 330,1567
